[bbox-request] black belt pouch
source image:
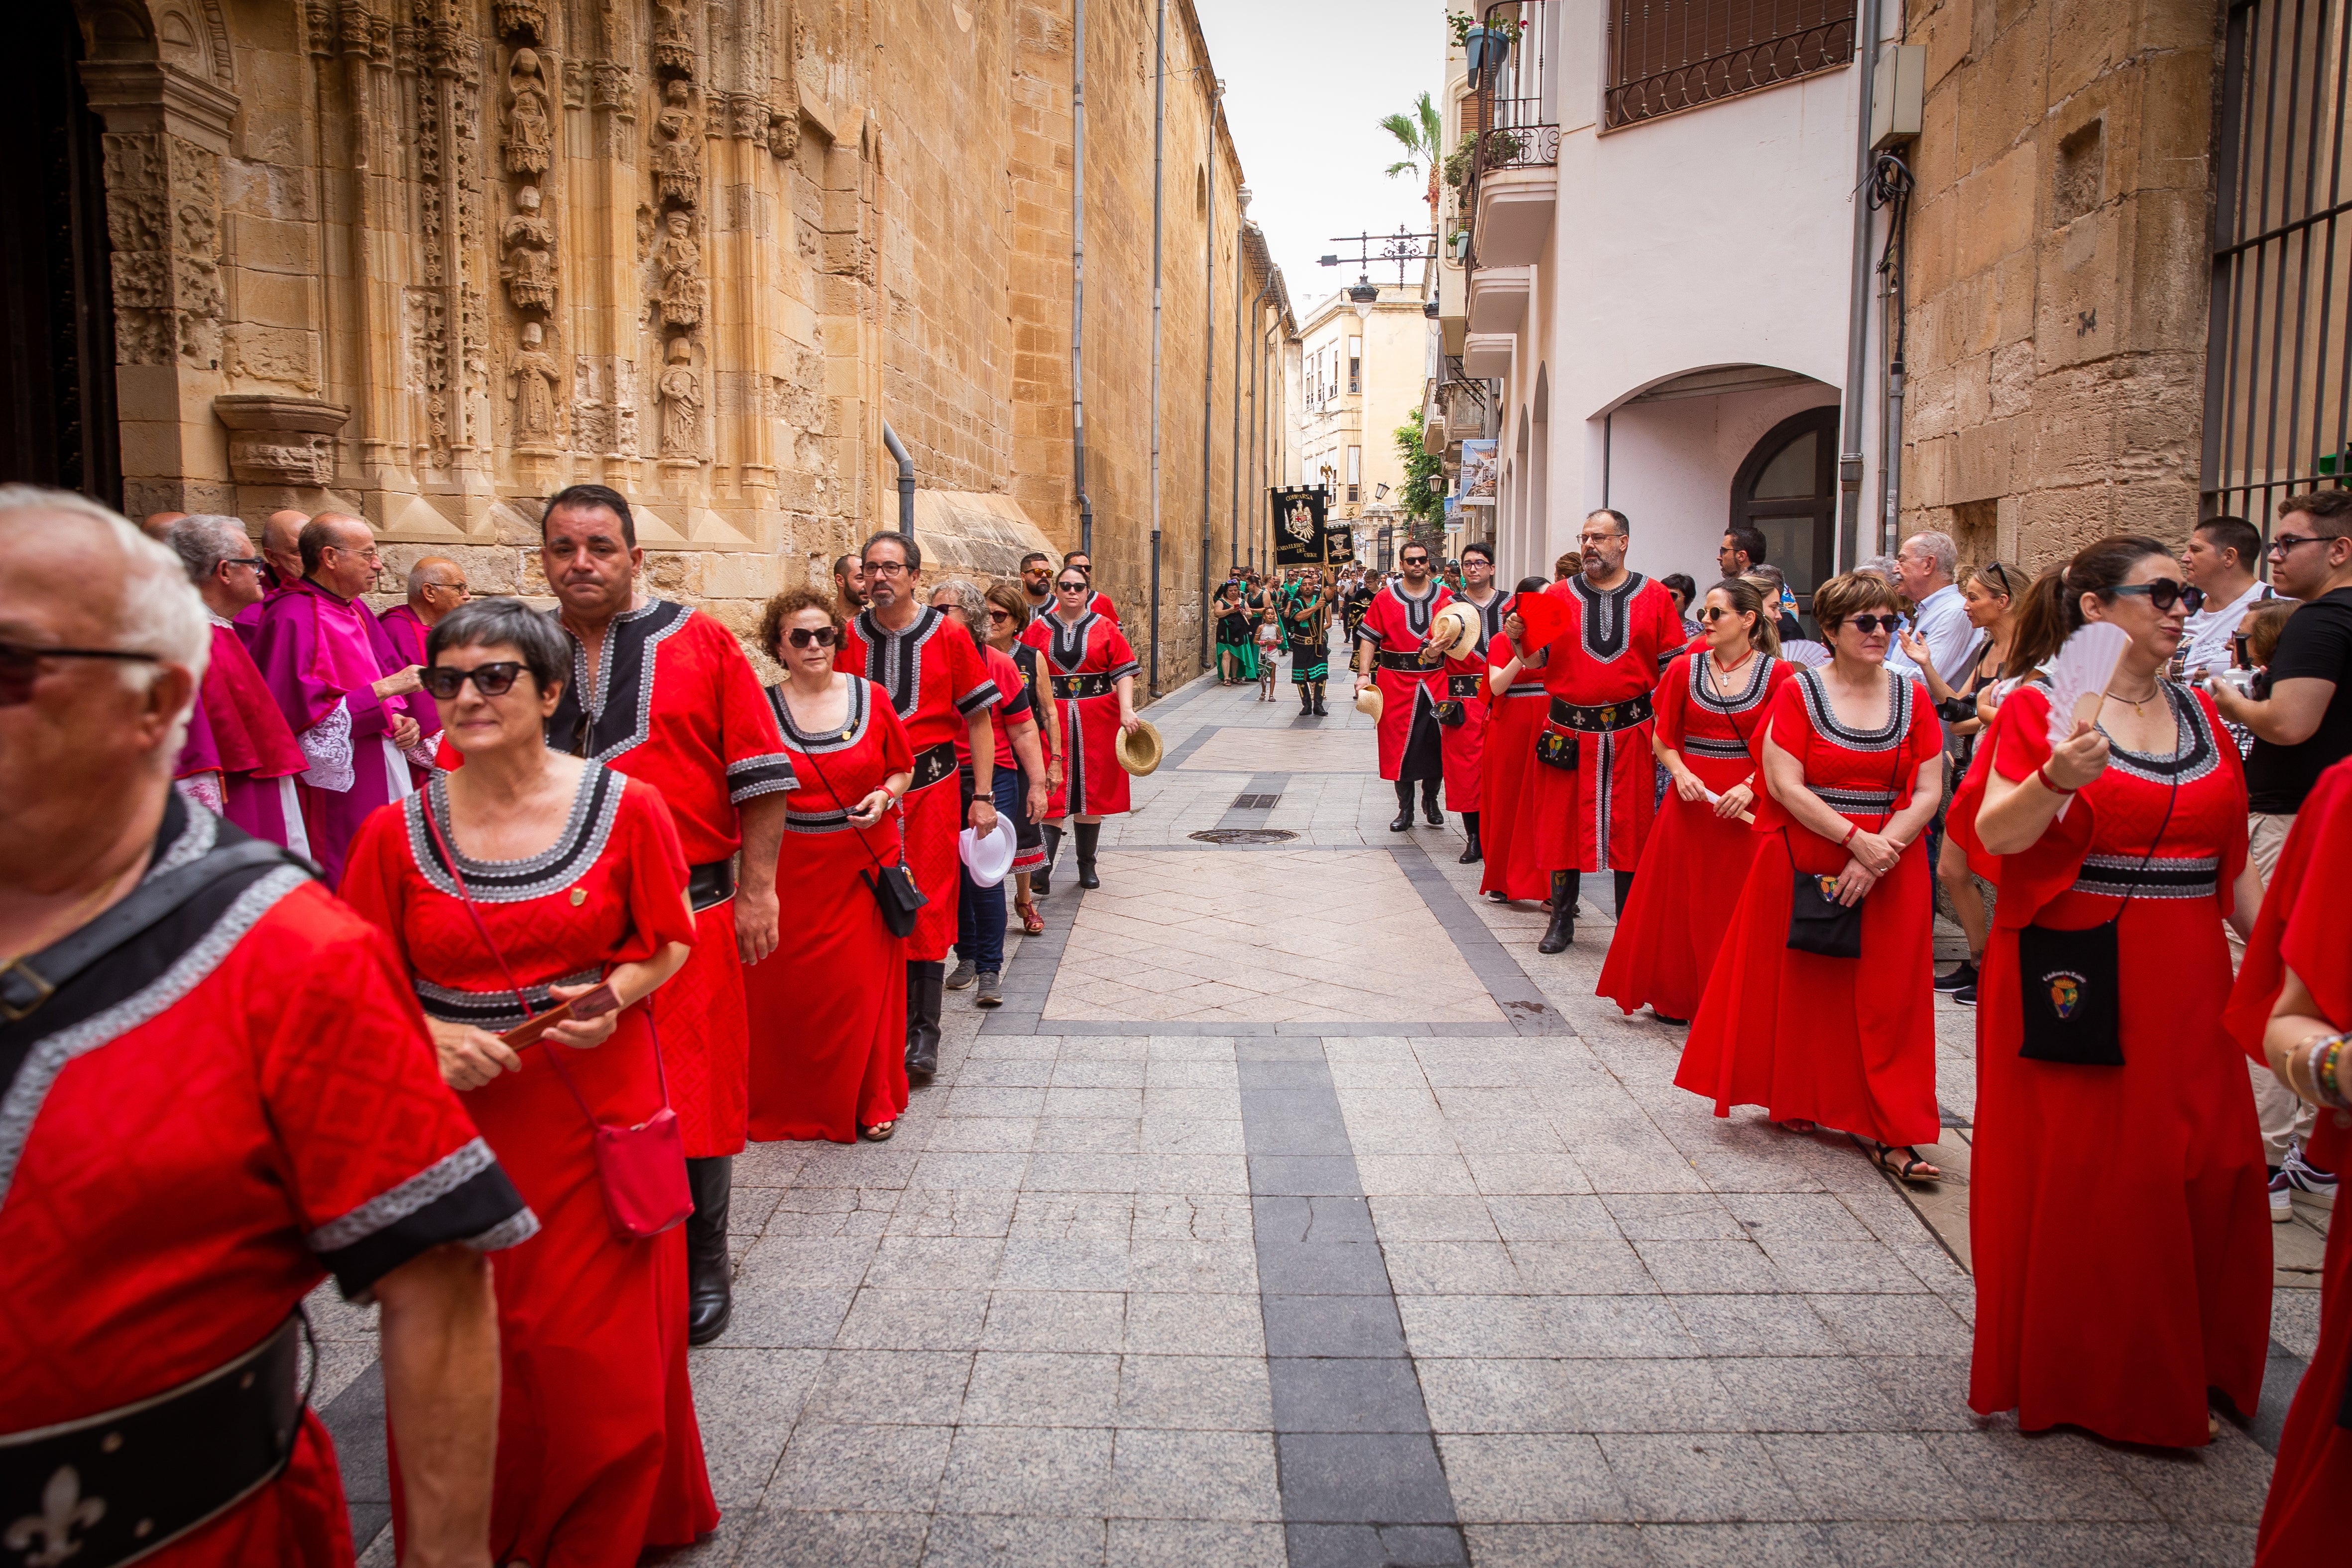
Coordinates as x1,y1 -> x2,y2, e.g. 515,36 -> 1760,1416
2014,920 -> 2124,1066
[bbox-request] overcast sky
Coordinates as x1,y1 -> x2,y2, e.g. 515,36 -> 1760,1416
1192,0 -> 1446,319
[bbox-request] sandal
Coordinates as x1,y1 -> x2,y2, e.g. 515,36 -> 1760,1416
1873,1143 -> 1941,1183
1774,1118 -> 1818,1135
1016,897 -> 1045,936
859,1120 -> 896,1142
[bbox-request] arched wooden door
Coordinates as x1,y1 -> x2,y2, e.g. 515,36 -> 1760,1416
1728,406 -> 1837,613
0,5 -> 120,506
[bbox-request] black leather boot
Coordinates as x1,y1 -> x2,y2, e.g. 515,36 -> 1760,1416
905,960 -> 944,1081
1421,778 -> 1444,828
1074,821 -> 1102,889
1312,681 -> 1328,716
1035,824 -> 1060,896
1614,868 -> 1637,919
1457,811 -> 1482,864
1537,872 -> 1576,954
684,1155 -> 734,1345
1299,683 -> 1313,714
1389,780 -> 1414,833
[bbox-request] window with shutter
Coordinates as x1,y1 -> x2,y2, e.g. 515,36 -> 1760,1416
1603,0 -> 1856,131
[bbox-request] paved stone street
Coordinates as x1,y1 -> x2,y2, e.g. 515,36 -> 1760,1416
312,664 -> 2328,1567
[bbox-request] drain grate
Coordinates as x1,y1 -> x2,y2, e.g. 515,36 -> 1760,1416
1189,828 -> 1298,845
1229,793 -> 1282,810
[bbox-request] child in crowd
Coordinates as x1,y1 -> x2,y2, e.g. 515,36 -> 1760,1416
1255,608 -> 1281,701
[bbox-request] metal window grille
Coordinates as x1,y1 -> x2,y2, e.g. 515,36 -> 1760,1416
1603,0 -> 1856,131
1467,0 -> 1562,249
2204,0 -> 2352,528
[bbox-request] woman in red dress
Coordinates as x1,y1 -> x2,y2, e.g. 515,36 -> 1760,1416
1023,564 -> 1141,890
342,598 -> 719,1566
1953,536 -> 2268,1448
2227,756 -> 2352,1556
1601,577 -> 1792,1024
1478,578 -> 1555,905
744,589 -> 916,1142
1675,572 -> 1945,1177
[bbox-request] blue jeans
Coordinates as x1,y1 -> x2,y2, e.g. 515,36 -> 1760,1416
956,768 -> 1019,973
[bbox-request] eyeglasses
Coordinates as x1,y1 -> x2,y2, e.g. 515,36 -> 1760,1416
865,560 -> 911,577
986,608 -> 1014,623
422,581 -> 470,599
1977,562 -> 2015,595
2108,581 -> 2206,613
218,556 -> 264,573
0,639 -> 161,706
785,626 -> 840,649
1839,614 -> 1900,635
420,661 -> 528,699
2268,532 -> 2343,557
1056,579 -> 1088,592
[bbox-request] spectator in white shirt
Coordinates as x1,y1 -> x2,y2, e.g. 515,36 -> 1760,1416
2177,514 -> 2274,677
1897,530 -> 1976,687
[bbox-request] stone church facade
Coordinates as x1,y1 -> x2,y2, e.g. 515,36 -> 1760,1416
28,0 -> 1282,684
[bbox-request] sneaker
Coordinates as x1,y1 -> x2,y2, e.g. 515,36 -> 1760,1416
945,959 -> 977,989
2269,1167 -> 2295,1222
1953,981 -> 1977,1007
976,971 -> 1003,1008
1934,960 -> 1978,995
2282,1140 -> 2338,1209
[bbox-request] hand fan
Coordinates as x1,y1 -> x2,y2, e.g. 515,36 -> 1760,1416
1780,639 -> 1833,669
2038,620 -> 2131,820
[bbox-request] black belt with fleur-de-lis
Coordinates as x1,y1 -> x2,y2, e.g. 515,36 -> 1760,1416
1373,649 -> 1442,673
1051,673 -> 1116,700
0,1313 -> 306,1568
908,741 -> 961,793
1546,693 -> 1654,734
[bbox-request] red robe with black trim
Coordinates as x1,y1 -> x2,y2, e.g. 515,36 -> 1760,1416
546,598 -> 796,1158
839,606 -> 1001,962
1357,580 -> 1456,782
1532,572 -> 1682,873
1439,589 -> 1510,814
0,797 -> 535,1568
1021,609 -> 1140,817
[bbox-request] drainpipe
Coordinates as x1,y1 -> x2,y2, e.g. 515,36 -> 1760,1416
1247,291 -> 1262,574
1072,0 -> 1091,558
1199,81 -> 1221,675
1148,0 -> 1166,696
1836,0 -> 1882,575
1230,197 -> 1250,568
882,421 -> 915,539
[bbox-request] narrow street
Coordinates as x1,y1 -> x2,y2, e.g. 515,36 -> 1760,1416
309,669 -> 2305,1567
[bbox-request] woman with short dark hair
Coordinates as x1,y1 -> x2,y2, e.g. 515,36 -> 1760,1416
342,599 -> 717,1563
1954,536 -> 2268,1447
1675,571 -> 1947,1178
742,587 -> 916,1140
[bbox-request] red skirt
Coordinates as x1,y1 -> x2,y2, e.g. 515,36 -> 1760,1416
1479,693 -> 1549,902
661,902 -> 750,1157
395,1014 -> 719,1565
1675,834 -> 1939,1147
1969,896 -> 2270,1447
1599,787 -> 1763,1021
1533,721 -> 1655,874
904,772 -> 961,962
1373,668 -> 1446,781
1061,691 -> 1131,817
1441,693 -> 1487,814
2258,1116 -> 2352,1560
746,829 -> 910,1140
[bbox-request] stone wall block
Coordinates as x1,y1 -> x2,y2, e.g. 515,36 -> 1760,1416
1995,247 -> 2038,345
2047,0 -> 2131,101
1960,7 -> 2048,175
2033,201 -> 2126,372
1955,144 -> 2038,280
1990,338 -> 2035,416
1918,0 -> 1975,93
2029,372 -> 2121,484
2125,187 -> 2213,356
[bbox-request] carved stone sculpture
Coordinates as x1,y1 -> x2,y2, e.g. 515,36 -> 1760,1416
213,394 -> 351,487
507,321 -> 561,445
652,209 -> 704,330
494,0 -> 547,42
652,81 -> 701,209
506,49 -> 552,176
501,186 -> 557,313
653,0 -> 694,74
658,340 -> 701,458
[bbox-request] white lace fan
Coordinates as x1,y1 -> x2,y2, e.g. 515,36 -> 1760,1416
1781,638 -> 1833,669
2040,621 -> 2132,818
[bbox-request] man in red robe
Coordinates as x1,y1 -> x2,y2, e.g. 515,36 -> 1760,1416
538,483 -> 794,1346
839,531 -> 1000,1082
0,487 -> 529,1568
1441,540 -> 1508,864
162,515 -> 310,853
1352,540 -> 1456,833
1516,508 -> 1683,953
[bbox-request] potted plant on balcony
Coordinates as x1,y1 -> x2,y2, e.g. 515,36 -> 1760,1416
1482,127 -> 1526,167
1450,11 -> 1521,81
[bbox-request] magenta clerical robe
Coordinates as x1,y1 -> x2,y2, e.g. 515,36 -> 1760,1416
174,618 -> 314,855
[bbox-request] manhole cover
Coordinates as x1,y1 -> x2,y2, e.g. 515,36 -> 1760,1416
1188,828 -> 1298,845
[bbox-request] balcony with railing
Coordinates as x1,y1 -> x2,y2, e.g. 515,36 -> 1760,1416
1467,0 -> 1558,269
1604,0 -> 1855,131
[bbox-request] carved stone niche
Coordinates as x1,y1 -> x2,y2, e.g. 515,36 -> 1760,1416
213,394 -> 352,487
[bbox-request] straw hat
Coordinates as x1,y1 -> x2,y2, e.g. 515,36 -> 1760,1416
1354,682 -> 1384,720
1430,601 -> 1481,660
1115,718 -> 1164,776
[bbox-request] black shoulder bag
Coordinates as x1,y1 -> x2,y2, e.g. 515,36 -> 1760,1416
2013,715 -> 2181,1067
785,699 -> 928,940
1785,669 -> 1909,961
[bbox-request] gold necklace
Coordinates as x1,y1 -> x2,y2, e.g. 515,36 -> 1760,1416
2106,678 -> 2161,713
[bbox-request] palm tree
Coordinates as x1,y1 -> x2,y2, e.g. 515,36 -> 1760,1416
1380,91 -> 1444,212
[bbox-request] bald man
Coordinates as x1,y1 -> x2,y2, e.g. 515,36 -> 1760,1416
235,510 -> 312,645
141,510 -> 188,539
380,555 -> 470,668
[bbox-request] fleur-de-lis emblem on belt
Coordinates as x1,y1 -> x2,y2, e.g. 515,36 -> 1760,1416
6,1465 -> 106,1567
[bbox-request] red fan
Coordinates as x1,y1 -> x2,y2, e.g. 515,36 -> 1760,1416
1505,587 -> 1575,649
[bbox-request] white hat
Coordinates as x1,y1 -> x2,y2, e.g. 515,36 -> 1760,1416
958,812 -> 1017,887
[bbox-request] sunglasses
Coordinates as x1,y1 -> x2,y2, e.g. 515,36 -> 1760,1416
0,639 -> 161,706
420,661 -> 528,699
2108,581 -> 2205,613
986,608 -> 1014,623
1696,605 -> 1746,622
1056,579 -> 1088,592
1401,556 -> 1430,567
1839,614 -> 1900,635
785,626 -> 840,649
